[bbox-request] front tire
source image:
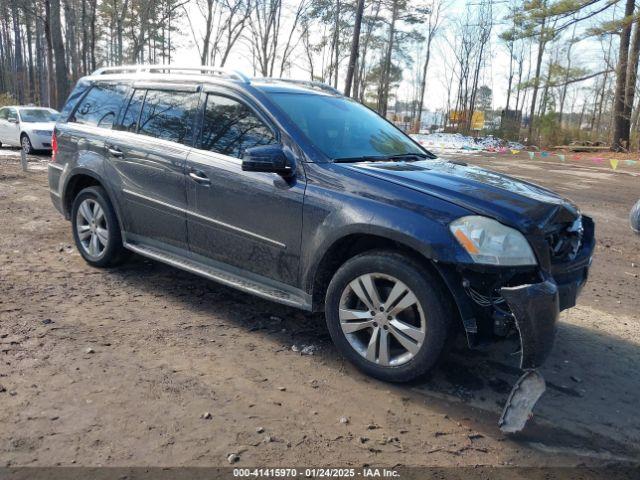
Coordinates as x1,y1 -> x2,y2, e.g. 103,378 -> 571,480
325,250 -> 449,383
21,134 -> 33,154
71,186 -> 126,267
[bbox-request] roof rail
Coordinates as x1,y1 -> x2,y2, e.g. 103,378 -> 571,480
259,78 -> 341,95
91,65 -> 251,83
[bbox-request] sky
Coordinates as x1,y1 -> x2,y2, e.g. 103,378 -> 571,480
172,0 -> 614,113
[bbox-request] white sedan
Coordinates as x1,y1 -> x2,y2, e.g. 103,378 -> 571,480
0,106 -> 59,153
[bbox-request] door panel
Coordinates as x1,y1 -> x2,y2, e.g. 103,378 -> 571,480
0,109 -> 20,145
185,92 -> 305,286
107,88 -> 199,250
186,150 -> 305,286
108,129 -> 190,250
0,108 -> 8,142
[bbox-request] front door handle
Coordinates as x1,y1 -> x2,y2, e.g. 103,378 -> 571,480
189,170 -> 211,185
106,145 -> 123,158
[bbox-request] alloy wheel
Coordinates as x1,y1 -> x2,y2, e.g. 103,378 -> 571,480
22,136 -> 31,153
338,273 -> 426,367
76,198 -> 109,258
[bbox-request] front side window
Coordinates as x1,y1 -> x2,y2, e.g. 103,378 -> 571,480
137,90 -> 199,144
266,92 -> 426,160
71,83 -> 127,128
199,94 -> 276,158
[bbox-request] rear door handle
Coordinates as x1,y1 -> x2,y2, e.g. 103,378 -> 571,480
106,145 -> 123,158
189,170 -> 211,185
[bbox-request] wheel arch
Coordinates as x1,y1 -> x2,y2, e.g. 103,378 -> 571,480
307,232 -> 458,315
62,170 -> 125,235
62,170 -> 104,218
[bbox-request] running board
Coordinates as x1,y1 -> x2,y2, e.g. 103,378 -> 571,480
123,242 -> 312,310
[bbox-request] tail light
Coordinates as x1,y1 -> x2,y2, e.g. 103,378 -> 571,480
51,130 -> 58,162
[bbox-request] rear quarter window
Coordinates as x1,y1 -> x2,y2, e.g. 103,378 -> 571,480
59,79 -> 91,121
70,83 -> 128,129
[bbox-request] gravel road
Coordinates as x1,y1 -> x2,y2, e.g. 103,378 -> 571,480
0,149 -> 638,468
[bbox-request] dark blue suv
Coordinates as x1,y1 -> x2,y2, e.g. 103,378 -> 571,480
48,66 -> 594,430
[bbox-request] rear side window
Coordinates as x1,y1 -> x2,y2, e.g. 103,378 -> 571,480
0,108 -> 7,120
199,94 -> 276,158
121,89 -> 146,132
136,90 -> 199,145
70,83 -> 127,128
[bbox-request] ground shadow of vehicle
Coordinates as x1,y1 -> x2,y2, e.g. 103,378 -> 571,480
109,254 -> 640,463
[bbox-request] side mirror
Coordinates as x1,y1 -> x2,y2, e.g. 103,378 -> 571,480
8,118 -> 18,124
242,145 -> 295,177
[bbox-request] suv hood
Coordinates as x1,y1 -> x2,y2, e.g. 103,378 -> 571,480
343,159 -> 579,233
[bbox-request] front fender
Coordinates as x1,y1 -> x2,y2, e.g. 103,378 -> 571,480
299,163 -> 474,293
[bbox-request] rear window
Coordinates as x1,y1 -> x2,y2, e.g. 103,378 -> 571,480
70,83 -> 127,129
136,90 -> 199,145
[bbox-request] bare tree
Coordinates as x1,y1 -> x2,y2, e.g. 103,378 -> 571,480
611,0 -> 635,151
344,0 -> 365,96
250,0 -> 282,76
414,0 -> 444,130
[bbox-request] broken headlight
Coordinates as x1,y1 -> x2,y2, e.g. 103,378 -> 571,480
450,215 -> 537,266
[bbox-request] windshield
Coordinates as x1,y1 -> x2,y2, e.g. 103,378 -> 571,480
266,92 -> 430,161
19,109 -> 59,123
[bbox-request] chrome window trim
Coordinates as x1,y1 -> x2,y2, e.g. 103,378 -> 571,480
122,188 -> 286,249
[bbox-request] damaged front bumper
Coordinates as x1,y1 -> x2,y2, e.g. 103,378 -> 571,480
501,280 -> 559,371
498,280 -> 559,433
435,216 -> 594,432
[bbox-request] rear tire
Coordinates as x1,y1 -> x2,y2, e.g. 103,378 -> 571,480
71,186 -> 127,268
21,134 -> 33,154
325,250 -> 449,383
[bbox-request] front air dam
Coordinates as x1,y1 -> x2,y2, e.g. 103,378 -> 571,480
498,280 -> 560,433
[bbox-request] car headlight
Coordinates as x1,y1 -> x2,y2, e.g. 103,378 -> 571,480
450,215 -> 537,266
34,130 -> 52,136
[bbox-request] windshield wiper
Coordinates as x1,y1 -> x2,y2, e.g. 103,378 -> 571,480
333,152 -> 430,163
386,152 -> 432,161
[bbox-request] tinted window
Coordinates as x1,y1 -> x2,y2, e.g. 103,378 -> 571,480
71,83 -> 127,128
200,94 -> 276,158
60,79 -> 91,121
0,108 -> 7,120
266,92 -> 424,160
137,90 -> 199,144
121,89 -> 146,132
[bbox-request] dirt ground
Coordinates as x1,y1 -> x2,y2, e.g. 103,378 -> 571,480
0,147 -> 639,469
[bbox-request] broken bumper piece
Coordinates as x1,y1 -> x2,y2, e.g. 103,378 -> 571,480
498,370 -> 546,433
497,280 -> 560,433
